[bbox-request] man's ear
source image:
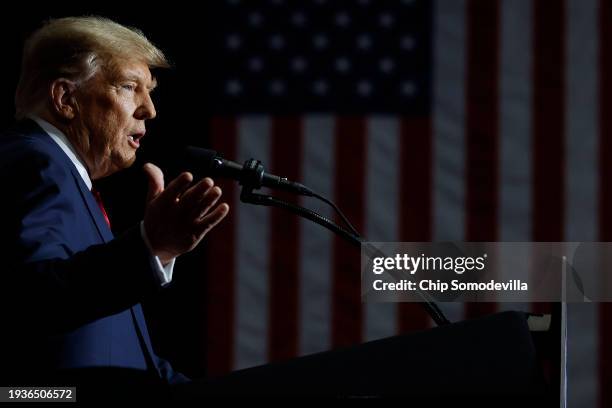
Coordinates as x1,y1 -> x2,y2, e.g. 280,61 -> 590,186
49,79 -> 78,120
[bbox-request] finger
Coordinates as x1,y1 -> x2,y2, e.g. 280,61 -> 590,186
162,172 -> 194,203
179,177 -> 214,211
191,186 -> 222,220
194,203 -> 230,236
143,163 -> 164,203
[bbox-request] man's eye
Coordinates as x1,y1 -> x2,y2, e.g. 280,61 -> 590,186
121,84 -> 136,91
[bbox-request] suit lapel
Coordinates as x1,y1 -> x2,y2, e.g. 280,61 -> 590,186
18,120 -> 114,243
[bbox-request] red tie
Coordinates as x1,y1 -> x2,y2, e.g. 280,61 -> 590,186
91,188 -> 111,228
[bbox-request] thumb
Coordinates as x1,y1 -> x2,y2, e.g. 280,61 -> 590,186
143,163 -> 164,203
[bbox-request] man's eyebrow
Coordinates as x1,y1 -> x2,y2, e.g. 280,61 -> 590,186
119,73 -> 157,90
148,78 -> 158,91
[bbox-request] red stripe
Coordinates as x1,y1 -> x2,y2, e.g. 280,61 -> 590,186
397,117 -> 433,332
331,117 -> 366,347
205,117 -> 237,375
268,117 -> 302,362
532,0 -> 566,241
530,0 -> 566,316
600,305 -> 612,408
599,0 -> 612,405
464,0 -> 500,318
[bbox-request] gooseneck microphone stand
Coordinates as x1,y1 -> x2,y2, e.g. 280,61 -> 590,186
237,158 -> 450,327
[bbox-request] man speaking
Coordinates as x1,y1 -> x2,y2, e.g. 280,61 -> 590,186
0,16 -> 229,390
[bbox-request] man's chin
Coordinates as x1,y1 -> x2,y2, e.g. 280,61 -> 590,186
103,154 -> 137,177
117,155 -> 137,172
123,154 -> 137,168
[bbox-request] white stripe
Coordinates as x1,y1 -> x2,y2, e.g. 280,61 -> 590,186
567,304 -> 598,407
565,0 -> 599,406
499,0 -> 533,242
498,0 -> 533,311
299,115 -> 334,355
432,0 -> 466,323
565,0 -> 598,242
234,116 -> 271,369
364,116 -> 399,341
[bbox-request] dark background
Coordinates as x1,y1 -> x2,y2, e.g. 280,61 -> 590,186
1,5 -> 603,405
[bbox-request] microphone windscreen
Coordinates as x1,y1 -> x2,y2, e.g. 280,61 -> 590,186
181,146 -> 219,178
150,145 -> 219,181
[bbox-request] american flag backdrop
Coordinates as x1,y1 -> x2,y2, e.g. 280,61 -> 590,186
199,0 -> 608,406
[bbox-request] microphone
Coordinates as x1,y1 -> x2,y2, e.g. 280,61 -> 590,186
180,146 -> 313,196
176,147 -> 449,326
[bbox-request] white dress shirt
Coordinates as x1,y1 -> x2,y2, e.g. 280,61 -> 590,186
28,115 -> 175,286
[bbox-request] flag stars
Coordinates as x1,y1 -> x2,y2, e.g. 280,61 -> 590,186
226,34 -> 241,50
248,12 -> 263,27
379,13 -> 395,28
401,81 -> 417,96
269,34 -> 285,50
357,80 -> 373,96
216,0 -> 429,109
292,11 -> 307,27
292,57 -> 307,73
313,34 -> 328,49
357,34 -> 372,50
312,80 -> 328,95
379,58 -> 395,74
269,79 -> 285,95
226,80 -> 242,96
335,12 -> 351,28
335,57 -> 351,73
401,35 -> 415,51
248,57 -> 264,72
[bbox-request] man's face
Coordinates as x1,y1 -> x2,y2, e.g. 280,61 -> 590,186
68,59 -> 157,179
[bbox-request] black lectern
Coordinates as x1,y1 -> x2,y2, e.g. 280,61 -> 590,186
172,311 -> 560,405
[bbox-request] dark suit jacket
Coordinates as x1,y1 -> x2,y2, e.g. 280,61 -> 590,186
0,119 -> 187,386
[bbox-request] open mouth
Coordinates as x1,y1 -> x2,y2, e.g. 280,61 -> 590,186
127,132 -> 145,148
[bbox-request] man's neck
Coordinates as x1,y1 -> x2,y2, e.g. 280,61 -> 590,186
27,113 -> 94,190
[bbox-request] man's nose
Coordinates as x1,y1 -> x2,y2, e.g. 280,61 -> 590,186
135,93 -> 156,120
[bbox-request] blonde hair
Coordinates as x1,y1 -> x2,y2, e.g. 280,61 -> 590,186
15,16 -> 170,119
